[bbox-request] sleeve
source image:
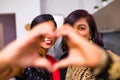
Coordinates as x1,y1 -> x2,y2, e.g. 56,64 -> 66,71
106,50 -> 120,80
0,63 -> 23,80
92,50 -> 120,80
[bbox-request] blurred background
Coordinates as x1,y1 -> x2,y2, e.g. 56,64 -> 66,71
0,0 -> 120,59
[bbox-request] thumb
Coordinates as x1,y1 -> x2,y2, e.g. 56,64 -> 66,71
33,58 -> 53,72
53,58 -> 70,71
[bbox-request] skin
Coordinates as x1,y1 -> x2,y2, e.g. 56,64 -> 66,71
37,21 -> 57,49
0,20 -> 106,79
73,18 -> 91,40
33,21 -> 57,57
53,24 -> 105,71
53,18 -> 105,71
0,23 -> 55,80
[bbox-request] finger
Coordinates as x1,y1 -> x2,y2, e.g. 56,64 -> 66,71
56,25 -> 78,41
33,58 -> 53,72
30,25 -> 56,40
53,58 -> 70,71
55,24 -> 71,37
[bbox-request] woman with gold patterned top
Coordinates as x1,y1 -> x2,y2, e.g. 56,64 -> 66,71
53,24 -> 120,80
59,9 -> 110,80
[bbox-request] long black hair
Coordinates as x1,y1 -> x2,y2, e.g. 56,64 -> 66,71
61,9 -> 104,53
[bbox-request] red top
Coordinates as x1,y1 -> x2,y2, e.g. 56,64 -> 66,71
46,55 -> 60,80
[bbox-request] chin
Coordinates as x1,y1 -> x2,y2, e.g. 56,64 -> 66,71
43,46 -> 52,49
41,43 -> 53,49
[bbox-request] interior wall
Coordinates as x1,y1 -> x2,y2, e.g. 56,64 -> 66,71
40,0 -> 99,17
0,0 -> 41,38
41,0 -> 83,17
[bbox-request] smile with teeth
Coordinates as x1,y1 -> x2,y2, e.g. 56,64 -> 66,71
44,39 -> 52,44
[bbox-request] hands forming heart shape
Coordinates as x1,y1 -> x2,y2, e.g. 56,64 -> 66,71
0,24 -> 105,72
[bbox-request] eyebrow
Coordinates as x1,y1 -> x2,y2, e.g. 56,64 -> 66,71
77,24 -> 87,27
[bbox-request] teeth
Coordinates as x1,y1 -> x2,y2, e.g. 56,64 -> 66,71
45,40 -> 52,44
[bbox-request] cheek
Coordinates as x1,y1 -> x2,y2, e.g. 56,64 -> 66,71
53,37 -> 57,43
76,30 -> 85,36
77,31 -> 90,39
84,32 -> 91,40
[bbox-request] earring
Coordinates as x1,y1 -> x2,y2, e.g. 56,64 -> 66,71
89,36 -> 93,43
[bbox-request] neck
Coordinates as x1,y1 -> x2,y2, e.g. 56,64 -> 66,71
38,47 -> 48,57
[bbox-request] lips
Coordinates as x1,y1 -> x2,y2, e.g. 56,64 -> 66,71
44,40 -> 52,45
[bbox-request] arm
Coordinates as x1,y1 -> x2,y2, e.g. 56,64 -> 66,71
0,25 -> 54,79
53,24 -> 108,70
54,25 -> 120,79
0,63 -> 23,80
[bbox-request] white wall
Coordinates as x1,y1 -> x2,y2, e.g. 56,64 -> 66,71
82,0 -> 97,14
0,0 -> 41,38
0,0 -> 113,38
41,0 -> 84,17
41,0 -> 113,16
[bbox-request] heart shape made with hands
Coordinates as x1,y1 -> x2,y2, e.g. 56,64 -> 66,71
47,25 -> 102,72
1,24 -> 102,73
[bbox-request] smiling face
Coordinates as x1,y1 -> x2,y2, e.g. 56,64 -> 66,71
35,20 -> 57,49
73,18 -> 91,40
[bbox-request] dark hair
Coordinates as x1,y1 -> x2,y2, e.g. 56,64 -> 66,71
30,14 -> 57,29
61,9 -> 104,52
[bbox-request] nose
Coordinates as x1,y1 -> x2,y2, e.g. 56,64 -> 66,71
45,34 -> 56,40
46,35 -> 51,39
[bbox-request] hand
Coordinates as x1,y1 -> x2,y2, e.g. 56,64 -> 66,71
53,24 -> 104,71
0,25 -> 55,72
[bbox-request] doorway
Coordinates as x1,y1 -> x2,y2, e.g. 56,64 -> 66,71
0,13 -> 16,49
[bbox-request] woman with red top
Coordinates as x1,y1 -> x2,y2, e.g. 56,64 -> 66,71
14,14 -> 60,80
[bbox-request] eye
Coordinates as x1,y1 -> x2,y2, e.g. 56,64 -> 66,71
77,25 -> 86,30
52,28 -> 56,31
78,27 -> 85,30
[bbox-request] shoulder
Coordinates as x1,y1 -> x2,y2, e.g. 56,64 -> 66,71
106,50 -> 120,61
94,49 -> 120,79
106,50 -> 120,79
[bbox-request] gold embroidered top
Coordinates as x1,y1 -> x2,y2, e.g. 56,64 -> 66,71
66,66 -> 95,80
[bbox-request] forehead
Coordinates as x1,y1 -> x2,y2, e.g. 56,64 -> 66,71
74,18 -> 88,26
36,20 -> 56,29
